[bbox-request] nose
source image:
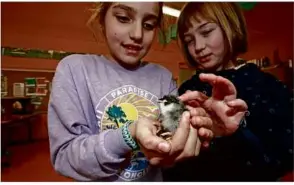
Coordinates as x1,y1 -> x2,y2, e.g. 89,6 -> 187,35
194,36 -> 205,54
129,22 -> 143,43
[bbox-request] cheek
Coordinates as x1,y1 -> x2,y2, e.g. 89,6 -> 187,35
208,32 -> 225,56
187,44 -> 197,59
143,31 -> 155,48
105,31 -> 120,50
104,18 -> 126,44
105,25 -> 121,42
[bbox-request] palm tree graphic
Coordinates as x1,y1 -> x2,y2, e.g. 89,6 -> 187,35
106,105 -> 128,128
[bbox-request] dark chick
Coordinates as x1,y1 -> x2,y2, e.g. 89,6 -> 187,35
157,95 -> 187,139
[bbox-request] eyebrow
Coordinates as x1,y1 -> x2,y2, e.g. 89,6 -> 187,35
112,3 -> 158,21
184,22 -> 214,36
112,4 -> 136,14
143,14 -> 159,22
197,22 -> 212,30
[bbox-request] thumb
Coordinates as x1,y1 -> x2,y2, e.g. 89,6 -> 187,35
158,141 -> 171,153
139,134 -> 171,153
178,91 -> 208,103
170,111 -> 191,150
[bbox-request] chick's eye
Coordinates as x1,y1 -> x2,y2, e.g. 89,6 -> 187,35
164,102 -> 170,106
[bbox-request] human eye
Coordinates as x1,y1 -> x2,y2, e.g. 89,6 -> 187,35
184,36 -> 194,45
143,22 -> 156,31
201,28 -> 214,37
116,15 -> 131,23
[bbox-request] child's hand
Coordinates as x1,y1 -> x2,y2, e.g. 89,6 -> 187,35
131,112 -> 203,167
179,73 -> 248,137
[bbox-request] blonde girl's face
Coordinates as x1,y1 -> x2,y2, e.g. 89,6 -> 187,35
104,2 -> 160,68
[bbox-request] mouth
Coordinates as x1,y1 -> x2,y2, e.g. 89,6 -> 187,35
122,44 -> 142,56
197,54 -> 212,63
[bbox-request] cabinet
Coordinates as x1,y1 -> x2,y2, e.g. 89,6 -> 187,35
1,68 -> 53,166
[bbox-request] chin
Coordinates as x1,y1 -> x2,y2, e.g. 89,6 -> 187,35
127,50 -> 147,61
122,55 -> 141,64
116,54 -> 144,68
199,61 -> 218,71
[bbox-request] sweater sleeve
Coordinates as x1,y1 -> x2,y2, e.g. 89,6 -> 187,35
212,70 -> 293,179
178,70 -> 293,179
238,72 -> 293,176
47,57 -> 132,181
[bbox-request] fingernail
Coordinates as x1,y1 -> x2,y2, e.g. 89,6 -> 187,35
158,142 -> 170,153
184,111 -> 190,117
202,141 -> 209,148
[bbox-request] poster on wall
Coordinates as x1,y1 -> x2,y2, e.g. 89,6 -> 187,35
1,73 -> 8,97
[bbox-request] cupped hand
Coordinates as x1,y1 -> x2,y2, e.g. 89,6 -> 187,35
179,73 -> 248,137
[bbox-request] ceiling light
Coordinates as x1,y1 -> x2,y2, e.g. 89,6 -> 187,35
163,6 -> 180,17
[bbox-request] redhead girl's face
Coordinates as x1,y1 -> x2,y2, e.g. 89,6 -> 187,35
104,2 -> 160,68
183,16 -> 227,71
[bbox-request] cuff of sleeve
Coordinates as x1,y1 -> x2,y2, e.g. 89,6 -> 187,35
232,116 -> 248,137
213,118 -> 247,142
104,127 -> 132,158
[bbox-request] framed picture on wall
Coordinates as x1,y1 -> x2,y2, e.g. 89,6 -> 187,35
13,83 -> 25,97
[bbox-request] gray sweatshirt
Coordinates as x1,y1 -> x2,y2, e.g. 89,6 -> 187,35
47,54 -> 177,181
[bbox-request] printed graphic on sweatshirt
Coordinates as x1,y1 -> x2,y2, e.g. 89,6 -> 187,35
96,85 -> 160,181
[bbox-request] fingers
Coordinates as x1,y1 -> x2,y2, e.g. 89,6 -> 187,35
186,106 -> 212,128
139,135 -> 171,153
198,127 -> 214,141
226,99 -> 248,116
199,73 -> 233,90
199,73 -> 236,100
175,125 -> 199,162
202,141 -> 210,148
186,106 -> 207,117
198,128 -> 213,148
137,118 -> 171,153
194,138 -> 202,156
151,120 -> 161,127
149,156 -> 166,166
170,111 -> 190,155
184,106 -> 213,152
151,121 -> 162,135
149,155 -> 176,167
227,99 -> 248,110
186,100 -> 201,107
191,116 -> 213,130
178,90 -> 208,103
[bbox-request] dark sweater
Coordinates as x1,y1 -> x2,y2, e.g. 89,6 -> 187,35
163,63 -> 293,181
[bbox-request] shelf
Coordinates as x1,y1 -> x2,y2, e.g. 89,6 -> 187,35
261,65 -> 280,71
1,96 -> 31,100
261,64 -> 292,71
1,68 -> 55,73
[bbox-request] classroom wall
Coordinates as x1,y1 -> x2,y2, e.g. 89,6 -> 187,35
1,2 -> 182,78
241,2 -> 293,64
2,2 -> 293,72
